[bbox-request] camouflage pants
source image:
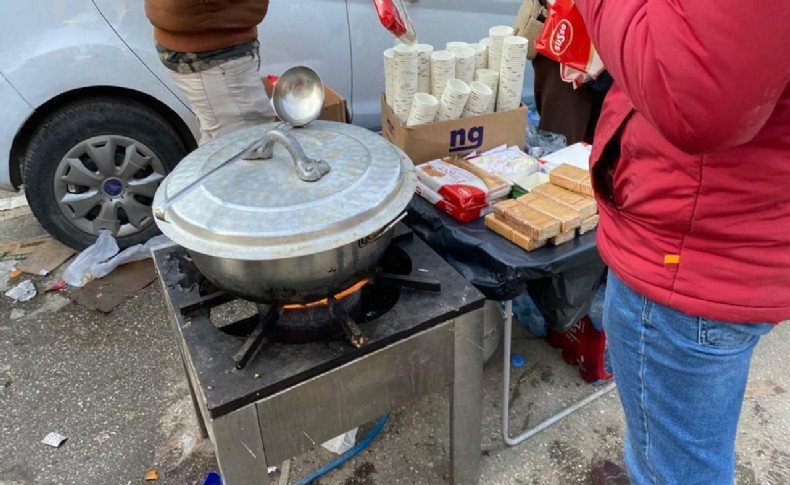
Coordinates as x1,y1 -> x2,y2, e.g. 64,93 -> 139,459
167,53 -> 276,145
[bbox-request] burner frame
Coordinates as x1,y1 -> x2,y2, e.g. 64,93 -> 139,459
154,226 -> 486,485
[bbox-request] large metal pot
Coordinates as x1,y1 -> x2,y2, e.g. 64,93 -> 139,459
153,121 -> 416,304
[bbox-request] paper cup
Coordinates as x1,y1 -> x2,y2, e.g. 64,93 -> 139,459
462,81 -> 493,118
446,41 -> 468,53
430,50 -> 456,99
454,46 -> 476,84
383,48 -> 395,108
436,78 -> 471,122
392,44 -> 418,122
416,44 -> 433,94
475,68 -> 499,113
488,25 -> 514,74
470,43 -> 488,70
496,36 -> 529,112
406,92 -> 440,126
479,37 -> 491,47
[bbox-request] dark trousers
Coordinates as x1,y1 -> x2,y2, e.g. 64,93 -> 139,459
532,55 -> 607,145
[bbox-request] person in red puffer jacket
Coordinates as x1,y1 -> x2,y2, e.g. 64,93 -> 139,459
573,1 -> 790,484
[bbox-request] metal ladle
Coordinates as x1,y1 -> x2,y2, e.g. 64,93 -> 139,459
154,66 -> 327,222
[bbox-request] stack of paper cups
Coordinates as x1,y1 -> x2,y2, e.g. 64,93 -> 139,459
446,41 -> 468,53
406,92 -> 440,126
488,25 -> 514,75
431,50 -> 456,100
383,48 -> 395,108
462,81 -> 493,118
479,38 -> 491,48
471,43 -> 488,70
416,44 -> 433,94
436,79 -> 471,122
496,35 -> 529,112
454,46 -> 476,84
392,44 -> 419,123
475,68 -> 499,113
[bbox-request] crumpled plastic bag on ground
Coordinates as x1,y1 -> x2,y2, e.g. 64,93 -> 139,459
62,231 -> 170,287
322,428 -> 358,455
5,279 -> 36,302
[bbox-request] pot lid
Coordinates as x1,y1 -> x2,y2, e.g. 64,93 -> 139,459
153,121 -> 416,260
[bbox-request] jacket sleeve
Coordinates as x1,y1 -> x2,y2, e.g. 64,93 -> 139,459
575,0 -> 790,154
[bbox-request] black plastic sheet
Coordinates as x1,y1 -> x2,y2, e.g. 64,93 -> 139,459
406,196 -> 606,331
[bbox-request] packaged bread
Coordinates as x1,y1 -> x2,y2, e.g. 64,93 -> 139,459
416,160 -> 488,209
531,183 -> 598,219
550,164 -> 589,192
501,203 -> 561,240
485,214 -> 546,252
551,229 -> 576,246
579,176 -> 594,197
510,227 -> 547,251
444,158 -> 512,202
416,179 -> 490,223
484,213 -> 513,240
578,214 -> 600,235
517,193 -> 582,232
493,199 -> 520,219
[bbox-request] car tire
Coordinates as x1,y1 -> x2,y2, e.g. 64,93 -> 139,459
23,97 -> 189,250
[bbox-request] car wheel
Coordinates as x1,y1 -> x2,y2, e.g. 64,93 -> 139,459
23,97 -> 189,250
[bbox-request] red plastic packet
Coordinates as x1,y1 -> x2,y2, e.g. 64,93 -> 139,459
415,160 -> 489,209
415,180 -> 490,223
535,0 -> 604,85
373,0 -> 417,45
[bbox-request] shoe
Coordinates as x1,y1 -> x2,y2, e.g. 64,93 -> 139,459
592,460 -> 629,485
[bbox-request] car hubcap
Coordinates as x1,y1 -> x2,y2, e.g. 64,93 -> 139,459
54,135 -> 167,237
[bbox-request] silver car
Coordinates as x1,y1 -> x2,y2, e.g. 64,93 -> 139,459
0,0 -> 529,249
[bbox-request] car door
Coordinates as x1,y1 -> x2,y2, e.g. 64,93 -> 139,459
93,0 -> 353,118
347,0 -> 529,129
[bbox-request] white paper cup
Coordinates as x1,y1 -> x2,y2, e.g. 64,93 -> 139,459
453,46 -> 476,84
470,43 -> 488,70
462,81 -> 493,118
496,36 -> 528,112
479,37 -> 491,47
436,78 -> 471,122
383,48 -> 395,108
446,41 -> 468,53
406,92 -> 439,126
392,44 -> 418,122
488,25 -> 514,74
475,68 -> 499,113
416,44 -> 433,94
430,50 -> 456,99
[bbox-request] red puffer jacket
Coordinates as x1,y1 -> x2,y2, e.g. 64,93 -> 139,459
576,0 -> 790,323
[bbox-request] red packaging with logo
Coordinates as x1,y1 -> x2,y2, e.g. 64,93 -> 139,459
415,180 -> 491,223
373,0 -> 417,44
535,0 -> 604,83
415,160 -> 489,209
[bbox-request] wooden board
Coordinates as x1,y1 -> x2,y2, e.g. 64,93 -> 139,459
69,260 -> 156,313
17,240 -> 75,276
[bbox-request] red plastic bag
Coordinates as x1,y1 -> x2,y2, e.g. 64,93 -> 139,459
373,0 -> 417,45
535,0 -> 604,86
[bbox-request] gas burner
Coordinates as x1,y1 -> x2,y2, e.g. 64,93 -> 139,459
169,228 -> 442,369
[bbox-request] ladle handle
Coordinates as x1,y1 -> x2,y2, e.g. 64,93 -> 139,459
242,128 -> 330,182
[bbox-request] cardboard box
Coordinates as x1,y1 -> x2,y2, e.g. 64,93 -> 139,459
380,93 -> 527,165
263,78 -> 349,124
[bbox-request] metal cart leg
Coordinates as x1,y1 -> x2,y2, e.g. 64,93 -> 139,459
500,300 -> 617,446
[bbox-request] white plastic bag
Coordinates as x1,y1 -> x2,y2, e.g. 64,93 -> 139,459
321,428 -> 358,455
63,231 -> 170,287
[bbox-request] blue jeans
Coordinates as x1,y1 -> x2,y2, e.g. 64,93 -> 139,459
603,271 -> 773,485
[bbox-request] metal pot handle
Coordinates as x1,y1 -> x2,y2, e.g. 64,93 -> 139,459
242,128 -> 330,182
358,211 -> 408,248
